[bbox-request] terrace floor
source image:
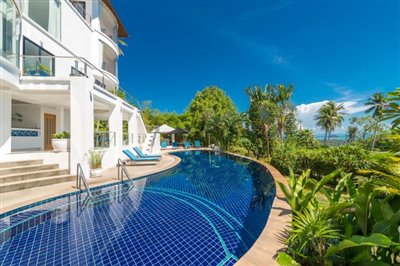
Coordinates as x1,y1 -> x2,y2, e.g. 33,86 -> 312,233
0,152 -> 181,214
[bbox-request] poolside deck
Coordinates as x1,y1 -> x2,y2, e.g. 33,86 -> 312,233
0,153 -> 181,214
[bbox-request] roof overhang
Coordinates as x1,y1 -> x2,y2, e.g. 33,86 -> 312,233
102,0 -> 129,38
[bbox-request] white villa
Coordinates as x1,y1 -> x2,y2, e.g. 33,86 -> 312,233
0,0 -> 159,192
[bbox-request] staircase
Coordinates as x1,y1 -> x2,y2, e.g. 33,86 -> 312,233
143,133 -> 155,154
0,160 -> 74,193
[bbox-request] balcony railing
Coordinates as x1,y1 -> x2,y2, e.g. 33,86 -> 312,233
123,133 -> 133,146
22,56 -> 55,77
94,131 -> 115,148
69,0 -> 92,25
138,134 -> 146,145
20,54 -> 142,110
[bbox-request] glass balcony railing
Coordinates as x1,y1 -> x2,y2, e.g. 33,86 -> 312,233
138,134 -> 146,145
20,55 -> 142,110
23,56 -> 55,77
123,133 -> 133,146
94,131 -> 116,148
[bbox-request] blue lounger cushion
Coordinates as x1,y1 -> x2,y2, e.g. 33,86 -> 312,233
184,141 -> 191,148
194,140 -> 201,148
133,147 -> 162,158
123,150 -> 159,161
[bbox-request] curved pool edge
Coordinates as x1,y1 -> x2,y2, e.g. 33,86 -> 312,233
220,151 -> 291,266
164,148 -> 291,265
0,153 -> 182,215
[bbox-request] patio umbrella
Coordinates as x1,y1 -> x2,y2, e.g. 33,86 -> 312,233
151,124 -> 175,143
167,128 -> 189,142
151,124 -> 175,134
167,128 -> 189,134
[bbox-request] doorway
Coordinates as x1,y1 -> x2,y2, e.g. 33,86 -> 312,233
44,113 -> 56,150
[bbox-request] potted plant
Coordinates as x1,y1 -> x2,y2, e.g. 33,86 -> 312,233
52,131 -> 70,152
38,63 -> 51,76
88,150 -> 104,177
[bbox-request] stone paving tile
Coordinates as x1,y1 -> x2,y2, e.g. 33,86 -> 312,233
0,154 -> 180,214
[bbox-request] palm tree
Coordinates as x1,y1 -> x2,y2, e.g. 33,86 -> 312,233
365,92 -> 387,151
245,86 -> 277,157
347,126 -> 358,143
274,84 -> 294,143
383,88 -> 400,130
314,101 -> 345,145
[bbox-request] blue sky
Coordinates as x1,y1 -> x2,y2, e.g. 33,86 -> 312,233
113,1 -> 399,132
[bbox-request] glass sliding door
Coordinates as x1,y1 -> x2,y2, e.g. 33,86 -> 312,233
0,0 -> 21,67
23,0 -> 61,40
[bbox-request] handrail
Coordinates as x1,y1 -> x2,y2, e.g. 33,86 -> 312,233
76,163 -> 93,198
117,158 -> 134,183
149,132 -> 157,154
20,54 -> 142,110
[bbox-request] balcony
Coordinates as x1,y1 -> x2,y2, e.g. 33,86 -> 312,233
94,131 -> 116,148
99,1 -> 118,44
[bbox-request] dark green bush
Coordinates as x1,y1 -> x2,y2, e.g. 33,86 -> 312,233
271,144 -> 371,178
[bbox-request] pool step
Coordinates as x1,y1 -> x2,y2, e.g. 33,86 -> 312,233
0,164 -> 59,176
0,160 -> 43,169
0,174 -> 75,193
0,169 -> 70,183
0,160 -> 73,193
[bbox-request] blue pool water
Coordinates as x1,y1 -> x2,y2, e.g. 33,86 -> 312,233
0,151 -> 275,265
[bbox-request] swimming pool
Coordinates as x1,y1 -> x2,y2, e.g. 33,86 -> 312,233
0,151 -> 276,265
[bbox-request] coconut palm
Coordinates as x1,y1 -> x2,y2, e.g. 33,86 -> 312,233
383,88 -> 400,130
274,84 -> 294,143
314,101 -> 345,145
347,126 -> 358,143
365,92 -> 387,151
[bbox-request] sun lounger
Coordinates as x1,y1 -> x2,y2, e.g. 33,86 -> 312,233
194,140 -> 201,148
172,142 -> 179,149
161,141 -> 167,149
133,147 -> 162,158
184,141 -> 191,149
122,150 -> 159,164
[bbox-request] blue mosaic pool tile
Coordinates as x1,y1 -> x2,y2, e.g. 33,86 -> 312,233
0,151 -> 275,265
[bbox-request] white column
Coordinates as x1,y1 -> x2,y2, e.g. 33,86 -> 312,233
108,98 -> 123,161
0,93 -> 12,156
129,109 -> 137,147
69,77 -> 94,176
56,106 -> 65,133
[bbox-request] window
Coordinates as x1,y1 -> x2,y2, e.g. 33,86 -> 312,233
23,37 -> 55,76
0,0 -> 20,67
24,0 -> 61,40
71,1 -> 86,19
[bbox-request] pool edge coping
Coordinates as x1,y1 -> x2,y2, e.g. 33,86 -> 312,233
0,153 -> 182,215
219,151 -> 291,266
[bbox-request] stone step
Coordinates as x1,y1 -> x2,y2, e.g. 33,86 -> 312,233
0,160 -> 44,169
0,169 -> 70,184
0,175 -> 75,193
0,164 -> 59,176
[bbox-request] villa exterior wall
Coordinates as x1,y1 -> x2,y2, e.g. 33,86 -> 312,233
0,94 -> 12,156
0,0 -> 149,178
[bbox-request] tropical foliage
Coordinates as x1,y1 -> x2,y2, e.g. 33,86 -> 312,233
140,84 -> 400,265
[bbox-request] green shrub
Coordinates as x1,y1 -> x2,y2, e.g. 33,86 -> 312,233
52,131 -> 70,139
271,144 -> 371,178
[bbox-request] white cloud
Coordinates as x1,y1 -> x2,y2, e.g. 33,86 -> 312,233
221,30 -> 292,67
296,100 -> 368,133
